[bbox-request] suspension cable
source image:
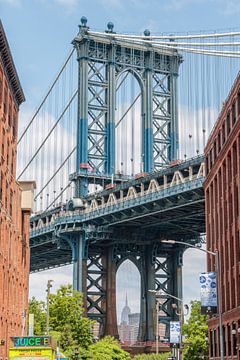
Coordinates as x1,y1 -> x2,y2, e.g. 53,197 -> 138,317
17,89 -> 77,180
44,182 -> 72,212
34,146 -> 76,200
89,30 -> 240,40
18,49 -> 75,144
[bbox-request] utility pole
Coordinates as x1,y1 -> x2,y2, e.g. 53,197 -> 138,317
46,280 -> 53,335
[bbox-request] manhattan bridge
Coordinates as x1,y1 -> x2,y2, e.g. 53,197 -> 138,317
17,17 -> 240,343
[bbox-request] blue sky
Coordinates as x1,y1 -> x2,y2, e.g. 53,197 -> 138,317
1,0 -> 236,319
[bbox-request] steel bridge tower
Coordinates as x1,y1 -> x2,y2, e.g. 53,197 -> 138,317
55,17 -> 185,341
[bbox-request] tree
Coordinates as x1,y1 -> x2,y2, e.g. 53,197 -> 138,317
28,297 -> 46,335
49,284 -> 94,350
182,300 -> 208,360
133,353 -> 172,359
89,336 -> 131,360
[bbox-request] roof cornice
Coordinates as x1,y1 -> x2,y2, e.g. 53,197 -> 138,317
0,20 -> 25,107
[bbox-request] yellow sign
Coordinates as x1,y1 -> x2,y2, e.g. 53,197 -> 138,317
9,347 -> 55,360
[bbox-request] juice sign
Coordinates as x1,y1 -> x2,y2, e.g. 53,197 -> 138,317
11,337 -> 51,347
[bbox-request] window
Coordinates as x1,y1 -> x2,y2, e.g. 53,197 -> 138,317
6,141 -> 9,167
0,172 -> 2,202
12,114 -> 17,139
218,131 -> 221,153
11,150 -> 14,175
1,129 -> 5,158
227,112 -> 231,135
9,191 -> 12,217
232,101 -> 236,126
8,102 -> 12,128
214,140 -> 217,161
238,91 -> 240,116
0,76 -> 2,105
5,180 -> 8,210
3,88 -> 7,115
222,123 -> 226,144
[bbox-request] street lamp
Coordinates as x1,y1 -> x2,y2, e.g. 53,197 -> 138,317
46,280 -> 53,335
149,289 -> 188,359
148,290 -> 161,354
161,239 -> 224,360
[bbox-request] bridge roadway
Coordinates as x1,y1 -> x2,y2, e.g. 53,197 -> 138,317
30,155 -> 206,272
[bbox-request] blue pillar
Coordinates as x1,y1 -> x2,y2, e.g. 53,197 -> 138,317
144,52 -> 154,173
106,46 -> 116,175
76,41 -> 89,197
72,234 -> 87,293
170,71 -> 179,161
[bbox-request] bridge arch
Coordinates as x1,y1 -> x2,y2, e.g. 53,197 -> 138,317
116,258 -> 141,344
115,69 -> 144,176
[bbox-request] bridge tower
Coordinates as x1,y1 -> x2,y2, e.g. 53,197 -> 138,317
64,18 -> 184,341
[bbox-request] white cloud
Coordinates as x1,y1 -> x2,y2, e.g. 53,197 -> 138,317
29,265 -> 73,300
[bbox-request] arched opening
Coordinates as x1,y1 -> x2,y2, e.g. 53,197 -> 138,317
115,70 -> 143,176
116,259 -> 141,345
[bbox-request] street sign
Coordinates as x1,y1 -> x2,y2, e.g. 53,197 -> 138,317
200,272 -> 217,314
170,321 -> 181,344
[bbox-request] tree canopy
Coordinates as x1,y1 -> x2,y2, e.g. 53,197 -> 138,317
28,285 -> 131,359
28,297 -> 46,335
182,300 -> 208,360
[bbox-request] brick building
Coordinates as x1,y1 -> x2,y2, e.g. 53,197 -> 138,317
205,74 -> 240,359
0,21 -> 35,358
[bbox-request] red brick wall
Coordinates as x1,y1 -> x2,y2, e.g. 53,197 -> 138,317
205,74 -> 240,360
0,57 -> 30,358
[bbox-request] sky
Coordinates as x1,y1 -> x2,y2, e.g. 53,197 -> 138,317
1,0 -> 239,322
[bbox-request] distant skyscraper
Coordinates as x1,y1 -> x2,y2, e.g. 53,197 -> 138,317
121,294 -> 131,324
118,295 -> 140,344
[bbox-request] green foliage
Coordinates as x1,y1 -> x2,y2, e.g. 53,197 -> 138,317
133,353 -> 171,360
182,300 -> 208,360
28,297 -> 46,335
89,336 -> 131,360
29,286 -> 132,359
49,284 -> 94,350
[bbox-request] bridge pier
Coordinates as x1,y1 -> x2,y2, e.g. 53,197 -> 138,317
139,246 -> 155,341
102,247 -> 118,337
72,234 -> 87,311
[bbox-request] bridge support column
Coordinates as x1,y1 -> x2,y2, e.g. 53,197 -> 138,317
139,246 -> 155,341
173,248 -> 183,315
75,40 -> 89,197
143,51 -> 154,173
102,246 -> 118,338
72,234 -> 87,311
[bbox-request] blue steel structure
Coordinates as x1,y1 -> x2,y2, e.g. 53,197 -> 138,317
29,18 -> 206,342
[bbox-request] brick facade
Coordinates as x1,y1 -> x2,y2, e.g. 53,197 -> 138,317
205,74 -> 240,359
0,21 -> 32,359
